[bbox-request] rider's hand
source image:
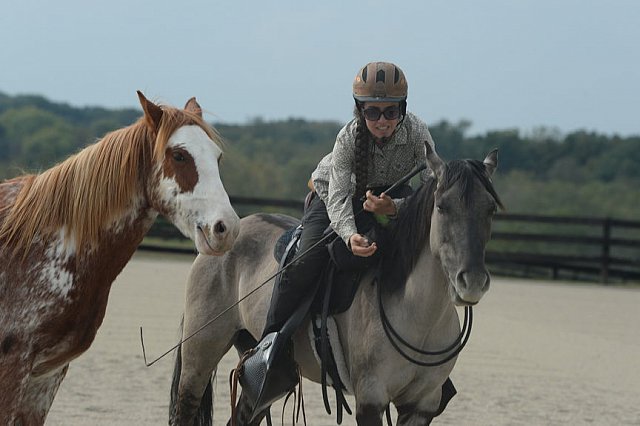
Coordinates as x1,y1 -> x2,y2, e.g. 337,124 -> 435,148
363,191 -> 397,216
349,233 -> 377,257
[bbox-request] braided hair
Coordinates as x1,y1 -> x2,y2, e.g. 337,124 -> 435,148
353,104 -> 371,199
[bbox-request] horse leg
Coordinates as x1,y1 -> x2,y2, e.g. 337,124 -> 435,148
172,316 -> 237,425
171,257 -> 239,426
351,375 -> 388,426
355,403 -> 386,426
395,377 -> 456,426
18,365 -> 69,425
396,405 -> 435,426
0,336 -> 36,425
0,344 -> 66,426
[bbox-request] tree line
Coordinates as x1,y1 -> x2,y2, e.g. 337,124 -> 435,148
1,91 -> 638,221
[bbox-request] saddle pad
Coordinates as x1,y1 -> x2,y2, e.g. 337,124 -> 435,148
307,316 -> 354,394
273,225 -> 302,262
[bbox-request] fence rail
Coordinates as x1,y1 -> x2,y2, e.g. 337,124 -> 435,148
487,214 -> 640,283
142,196 -> 640,284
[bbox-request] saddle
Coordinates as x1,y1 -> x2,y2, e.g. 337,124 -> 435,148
273,225 -> 380,316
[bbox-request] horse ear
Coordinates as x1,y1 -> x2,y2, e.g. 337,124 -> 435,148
137,91 -> 163,132
425,142 -> 445,182
483,149 -> 498,176
184,97 -> 203,118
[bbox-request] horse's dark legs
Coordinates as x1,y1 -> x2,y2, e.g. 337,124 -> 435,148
396,405 -> 434,426
355,404 -> 436,425
171,387 -> 206,426
356,404 -> 385,426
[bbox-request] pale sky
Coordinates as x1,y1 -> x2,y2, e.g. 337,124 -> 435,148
1,0 -> 638,136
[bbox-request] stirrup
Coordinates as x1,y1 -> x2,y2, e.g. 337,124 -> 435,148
237,331 -> 299,422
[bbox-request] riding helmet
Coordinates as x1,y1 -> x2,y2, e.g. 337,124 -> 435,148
352,62 -> 408,102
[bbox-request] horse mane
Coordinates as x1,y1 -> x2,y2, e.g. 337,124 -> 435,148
381,159 -> 503,293
0,105 -> 221,257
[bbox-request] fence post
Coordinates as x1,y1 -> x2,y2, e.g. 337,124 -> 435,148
601,218 -> 611,284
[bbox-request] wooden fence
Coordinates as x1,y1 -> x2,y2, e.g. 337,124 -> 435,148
142,196 -> 640,284
486,214 -> 640,283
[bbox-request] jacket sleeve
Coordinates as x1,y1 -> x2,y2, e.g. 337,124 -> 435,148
327,124 -> 359,244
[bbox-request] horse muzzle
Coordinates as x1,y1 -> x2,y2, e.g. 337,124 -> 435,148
195,218 -> 239,256
451,268 -> 490,306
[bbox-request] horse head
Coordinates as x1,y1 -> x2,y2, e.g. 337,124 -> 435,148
427,145 -> 502,306
138,92 -> 240,255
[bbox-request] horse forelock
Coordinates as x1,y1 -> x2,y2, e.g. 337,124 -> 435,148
153,106 -> 223,163
0,105 -> 221,258
442,159 -> 503,210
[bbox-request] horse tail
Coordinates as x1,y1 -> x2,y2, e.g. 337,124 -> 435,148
169,316 -> 214,426
195,378 -> 214,426
169,316 -> 184,424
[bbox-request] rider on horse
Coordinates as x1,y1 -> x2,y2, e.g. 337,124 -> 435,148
242,61 -> 436,416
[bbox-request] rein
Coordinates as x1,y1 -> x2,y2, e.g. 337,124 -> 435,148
377,274 -> 473,366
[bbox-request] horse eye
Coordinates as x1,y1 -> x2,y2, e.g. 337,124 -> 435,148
436,204 -> 447,214
172,151 -> 185,162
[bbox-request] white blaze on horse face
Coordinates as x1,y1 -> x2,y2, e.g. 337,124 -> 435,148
157,125 -> 239,256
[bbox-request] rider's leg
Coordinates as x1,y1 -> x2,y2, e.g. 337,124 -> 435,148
262,195 -> 330,337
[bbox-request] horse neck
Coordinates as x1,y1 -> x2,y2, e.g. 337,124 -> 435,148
388,247 -> 454,334
44,178 -> 158,295
79,198 -> 158,278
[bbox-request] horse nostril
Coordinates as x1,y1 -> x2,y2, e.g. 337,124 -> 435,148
482,273 -> 491,291
458,270 -> 490,292
214,220 -> 226,235
456,271 -> 468,290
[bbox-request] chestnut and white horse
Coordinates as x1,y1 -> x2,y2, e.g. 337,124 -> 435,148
0,92 -> 239,425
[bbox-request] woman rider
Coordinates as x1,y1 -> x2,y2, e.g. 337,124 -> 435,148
262,61 -> 435,338
240,62 -> 437,418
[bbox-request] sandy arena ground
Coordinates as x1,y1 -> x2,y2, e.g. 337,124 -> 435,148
45,252 -> 640,425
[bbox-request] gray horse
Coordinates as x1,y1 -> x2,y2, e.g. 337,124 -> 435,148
169,147 -> 502,425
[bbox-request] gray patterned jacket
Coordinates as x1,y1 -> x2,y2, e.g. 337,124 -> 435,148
311,112 -> 435,244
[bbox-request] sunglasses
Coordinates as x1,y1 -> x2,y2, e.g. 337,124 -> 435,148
362,105 -> 401,121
